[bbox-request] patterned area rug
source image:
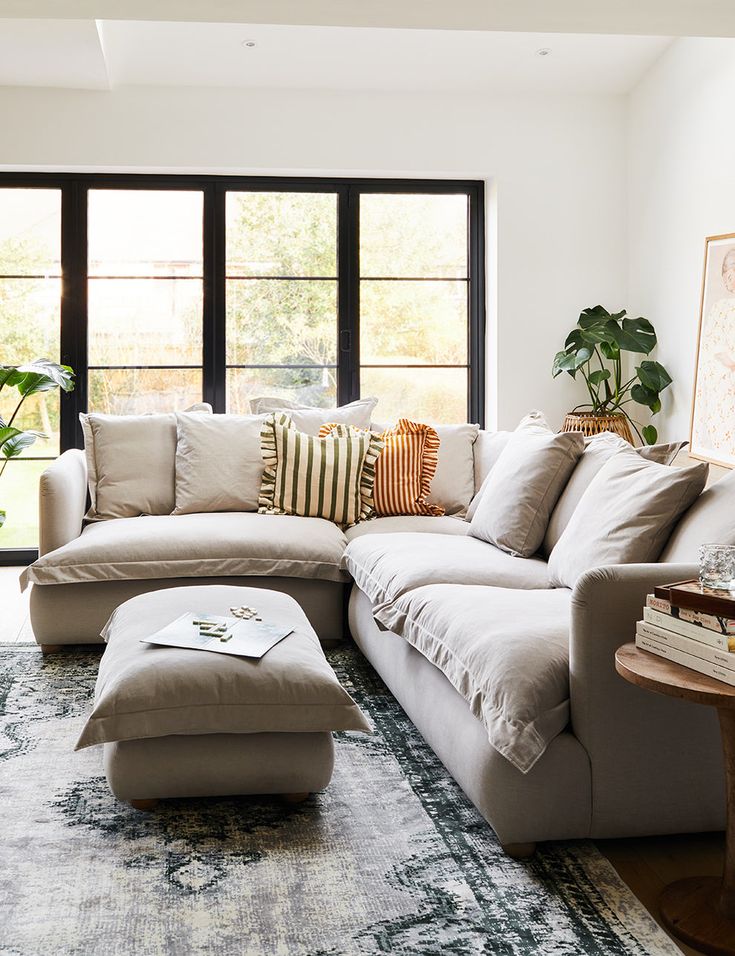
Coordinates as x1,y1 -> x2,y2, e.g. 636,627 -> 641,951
0,643 -> 678,956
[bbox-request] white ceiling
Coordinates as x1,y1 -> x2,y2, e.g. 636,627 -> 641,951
1,1 -> 734,38
0,19 -> 672,94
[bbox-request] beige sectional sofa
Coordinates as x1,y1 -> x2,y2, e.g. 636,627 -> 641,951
25,428 -> 735,853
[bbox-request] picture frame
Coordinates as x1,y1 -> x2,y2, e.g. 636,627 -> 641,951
690,233 -> 735,469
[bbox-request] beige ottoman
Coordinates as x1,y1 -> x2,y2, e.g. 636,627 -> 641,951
76,585 -> 370,808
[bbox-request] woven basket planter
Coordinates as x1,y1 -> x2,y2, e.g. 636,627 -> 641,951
561,411 -> 634,444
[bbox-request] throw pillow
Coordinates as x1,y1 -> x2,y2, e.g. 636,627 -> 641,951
371,420 -> 479,517
548,450 -> 709,588
259,413 -> 383,526
541,432 -> 688,556
80,403 -> 212,520
371,419 -> 444,517
248,397 -> 378,435
173,413 -> 267,514
468,413 -> 585,557
660,468 -> 735,563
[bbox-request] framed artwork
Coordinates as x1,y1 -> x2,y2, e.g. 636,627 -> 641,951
690,233 -> 735,468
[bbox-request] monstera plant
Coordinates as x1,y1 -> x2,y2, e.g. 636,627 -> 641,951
552,306 -> 672,445
0,360 -> 75,529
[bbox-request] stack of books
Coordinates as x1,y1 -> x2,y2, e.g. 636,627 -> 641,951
635,579 -> 735,686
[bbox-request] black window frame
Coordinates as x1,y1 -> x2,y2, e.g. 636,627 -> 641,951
0,173 -> 485,565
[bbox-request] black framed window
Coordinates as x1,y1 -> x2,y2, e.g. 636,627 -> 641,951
0,174 -> 485,563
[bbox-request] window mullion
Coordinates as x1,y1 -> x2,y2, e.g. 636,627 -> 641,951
337,185 -> 360,405
60,179 -> 88,451
203,183 -> 226,412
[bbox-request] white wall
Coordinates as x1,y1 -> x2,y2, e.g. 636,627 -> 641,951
628,37 -> 735,448
0,84 -> 628,428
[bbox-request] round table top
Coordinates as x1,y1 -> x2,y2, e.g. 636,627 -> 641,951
616,643 -> 735,708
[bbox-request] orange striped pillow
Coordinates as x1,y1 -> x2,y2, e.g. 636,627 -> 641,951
321,418 -> 444,517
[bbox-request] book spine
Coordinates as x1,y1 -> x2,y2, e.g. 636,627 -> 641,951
635,634 -> 735,687
643,607 -> 735,652
645,594 -> 735,634
636,621 -> 735,670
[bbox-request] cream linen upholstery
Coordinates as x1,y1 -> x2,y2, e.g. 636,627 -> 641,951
345,515 -> 469,541
76,587 -> 370,749
342,533 -> 549,610
27,513 -> 348,586
542,434 -> 687,556
249,397 -> 377,435
375,584 -> 572,773
173,412 -> 267,514
469,417 -> 584,557
81,403 -> 212,520
104,732 -> 335,801
38,449 -> 88,556
548,451 -> 708,588
660,469 -> 735,562
467,430 -> 512,520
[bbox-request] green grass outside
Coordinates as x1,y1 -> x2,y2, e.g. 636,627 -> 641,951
0,459 -> 48,548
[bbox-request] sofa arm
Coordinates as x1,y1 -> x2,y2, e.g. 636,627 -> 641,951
38,449 -> 88,556
569,562 -> 725,837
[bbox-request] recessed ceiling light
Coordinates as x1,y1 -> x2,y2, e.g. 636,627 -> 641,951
536,47 -> 552,57
242,40 -> 257,48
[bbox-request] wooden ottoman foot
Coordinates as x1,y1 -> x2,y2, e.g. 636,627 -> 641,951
281,792 -> 310,805
40,644 -> 63,656
502,842 -> 537,860
129,798 -> 159,811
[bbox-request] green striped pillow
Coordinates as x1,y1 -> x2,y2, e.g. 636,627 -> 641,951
259,413 -> 384,527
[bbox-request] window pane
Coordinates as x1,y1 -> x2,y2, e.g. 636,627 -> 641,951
88,369 -> 202,415
226,280 -> 337,366
1,277 -> 61,361
88,279 -> 202,366
361,367 -> 468,424
360,194 -> 468,278
10,391 -> 60,458
88,190 -> 203,277
226,192 -> 337,277
0,188 -> 61,276
361,280 -> 467,366
0,459 -> 49,548
227,367 -> 336,414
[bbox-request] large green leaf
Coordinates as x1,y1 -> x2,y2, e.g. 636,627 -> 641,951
636,360 -> 672,393
631,382 -> 661,410
552,347 -> 592,378
1,429 -> 44,459
606,317 -> 657,354
579,305 -> 612,326
599,340 -> 620,360
0,426 -> 22,448
588,369 -> 611,386
14,360 -> 75,397
0,367 -> 25,391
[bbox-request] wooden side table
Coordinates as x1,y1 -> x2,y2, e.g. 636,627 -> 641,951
616,643 -> 734,956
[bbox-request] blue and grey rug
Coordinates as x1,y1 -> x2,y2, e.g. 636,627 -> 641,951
0,644 -> 677,956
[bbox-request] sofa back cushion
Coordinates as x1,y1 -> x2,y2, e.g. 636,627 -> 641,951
548,450 -> 709,588
80,404 -> 211,520
468,413 -> 584,557
467,430 -> 512,520
173,412 -> 267,514
542,434 -> 687,556
660,468 -> 735,563
249,397 -> 377,435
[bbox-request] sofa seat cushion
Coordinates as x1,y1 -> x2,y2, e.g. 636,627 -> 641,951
342,533 -> 550,609
345,515 -> 469,542
374,584 -> 572,773
27,513 -> 349,587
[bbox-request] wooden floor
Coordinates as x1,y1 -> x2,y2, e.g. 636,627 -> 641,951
0,566 -> 724,953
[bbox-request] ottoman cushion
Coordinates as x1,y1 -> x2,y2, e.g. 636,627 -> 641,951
76,585 -> 371,749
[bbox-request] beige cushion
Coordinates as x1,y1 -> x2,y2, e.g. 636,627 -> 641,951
345,514 -> 469,541
343,532 -> 550,610
661,468 -> 735,563
548,450 -> 709,588
27,512 -> 349,586
248,397 -> 377,435
375,584 -> 572,773
81,403 -> 212,520
468,414 -> 584,557
173,412 -> 267,514
76,586 -> 370,749
466,429 -> 512,520
542,433 -> 688,556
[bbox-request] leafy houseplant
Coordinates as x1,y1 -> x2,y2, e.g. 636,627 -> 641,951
552,306 -> 672,445
0,360 -> 75,529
